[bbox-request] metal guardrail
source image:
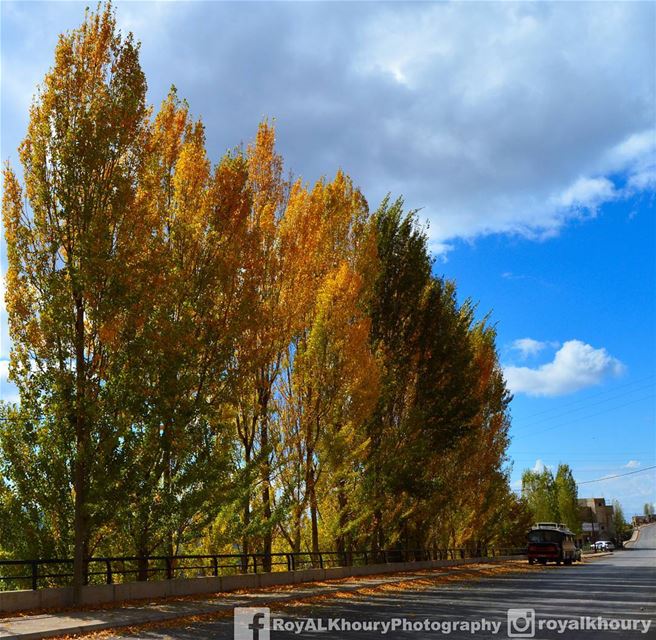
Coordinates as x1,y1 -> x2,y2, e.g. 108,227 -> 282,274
0,547 -> 526,591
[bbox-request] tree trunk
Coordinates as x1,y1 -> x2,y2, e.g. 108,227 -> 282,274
261,414 -> 272,572
373,507 -> 385,563
336,480 -> 351,565
241,442 -> 252,573
292,503 -> 302,554
162,423 -> 176,576
72,298 -> 88,603
308,470 -> 320,567
137,550 -> 149,582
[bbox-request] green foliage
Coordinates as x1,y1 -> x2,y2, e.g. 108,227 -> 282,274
521,463 -> 580,534
555,464 -> 581,534
612,500 -> 629,542
521,468 -> 559,523
0,3 -> 531,576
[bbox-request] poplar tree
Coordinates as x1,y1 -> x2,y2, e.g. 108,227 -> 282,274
522,468 -> 559,523
555,464 -> 581,533
2,4 -> 150,598
0,1 -> 536,581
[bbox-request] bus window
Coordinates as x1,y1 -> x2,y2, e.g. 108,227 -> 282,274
528,530 -> 562,544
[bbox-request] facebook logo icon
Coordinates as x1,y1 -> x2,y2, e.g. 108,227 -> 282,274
234,607 -> 271,640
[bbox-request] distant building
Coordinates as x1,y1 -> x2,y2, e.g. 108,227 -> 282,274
578,497 -> 615,543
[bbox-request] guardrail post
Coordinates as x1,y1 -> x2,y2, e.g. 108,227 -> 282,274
106,559 -> 113,584
252,554 -> 257,573
212,556 -> 218,577
318,553 -> 323,569
31,561 -> 38,590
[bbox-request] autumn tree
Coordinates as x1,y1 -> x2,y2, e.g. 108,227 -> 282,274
2,4 -> 150,598
273,173 -> 379,561
230,123 -> 290,572
0,1 -> 532,584
427,321 -> 514,553
109,89 -> 252,575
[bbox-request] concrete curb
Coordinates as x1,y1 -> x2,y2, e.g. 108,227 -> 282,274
0,556 -> 525,639
0,555 -> 523,615
581,551 -> 614,560
624,526 -> 641,548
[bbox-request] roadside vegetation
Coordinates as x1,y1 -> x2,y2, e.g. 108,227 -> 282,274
521,464 -> 631,544
0,3 -> 532,596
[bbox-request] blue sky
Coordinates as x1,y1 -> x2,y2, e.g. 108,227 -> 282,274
1,1 -> 654,517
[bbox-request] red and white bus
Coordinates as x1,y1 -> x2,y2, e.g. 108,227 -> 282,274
527,522 -> 579,565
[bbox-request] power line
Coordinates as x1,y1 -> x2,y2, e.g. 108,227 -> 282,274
576,465 -> 656,486
512,374 -> 655,423
512,397 -> 654,439
512,384 -> 655,431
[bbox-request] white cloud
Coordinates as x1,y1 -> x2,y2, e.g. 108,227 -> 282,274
532,459 -> 546,473
625,460 -> 641,469
349,2 -> 655,248
554,177 -> 617,211
511,338 -> 553,359
2,2 -> 654,255
577,468 -> 656,518
504,340 -> 625,397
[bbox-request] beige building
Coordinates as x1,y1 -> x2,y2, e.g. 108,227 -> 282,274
578,497 -> 615,542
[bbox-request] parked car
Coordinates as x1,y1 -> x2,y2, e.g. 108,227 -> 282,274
592,540 -> 614,551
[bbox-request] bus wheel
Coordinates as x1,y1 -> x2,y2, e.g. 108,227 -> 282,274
556,560 -> 562,565
564,559 -> 572,565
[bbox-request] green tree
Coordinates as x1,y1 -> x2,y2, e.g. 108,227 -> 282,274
363,197 -> 491,554
363,197 -> 433,553
110,89 -> 250,574
521,468 -> 559,523
1,1 -> 531,585
612,500 -> 628,543
555,464 -> 581,533
2,3 -> 150,598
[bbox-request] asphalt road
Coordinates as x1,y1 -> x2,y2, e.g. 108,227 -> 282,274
115,550 -> 656,640
627,522 -> 656,550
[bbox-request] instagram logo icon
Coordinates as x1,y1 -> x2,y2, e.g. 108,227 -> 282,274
507,608 -> 535,638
